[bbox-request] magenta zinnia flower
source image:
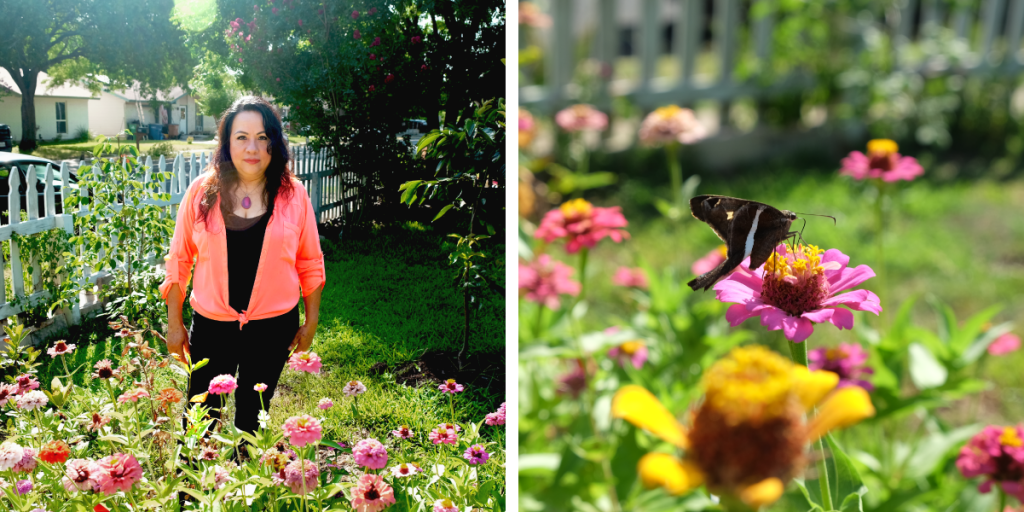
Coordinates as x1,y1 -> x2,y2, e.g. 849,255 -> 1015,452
353,438 -> 388,469
808,343 -> 874,391
612,267 -> 648,289
428,427 -> 458,445
12,447 -> 37,473
608,340 -> 648,370
519,254 -> 581,310
715,244 -> 882,343
391,425 -> 414,439
840,139 -> 923,182
288,351 -> 322,374
318,397 -> 334,409
534,198 -> 629,254
989,333 -> 1021,356
0,384 -> 18,406
556,359 -> 589,398
463,444 -> 491,465
485,402 -> 506,426
281,415 -> 323,447
96,453 -> 143,495
692,245 -> 728,276
957,425 -> 1024,501
46,340 -> 76,357
62,458 -> 103,493
254,383 -> 268,392
351,474 -> 396,512
555,104 -> 608,132
438,379 -> 464,393
283,459 -> 319,494
14,374 -> 39,395
116,388 -> 149,404
208,374 -> 238,395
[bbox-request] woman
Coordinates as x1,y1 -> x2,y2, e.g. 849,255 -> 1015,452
160,96 -> 326,435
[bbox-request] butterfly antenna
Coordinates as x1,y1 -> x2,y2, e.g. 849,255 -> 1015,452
793,212 -> 837,225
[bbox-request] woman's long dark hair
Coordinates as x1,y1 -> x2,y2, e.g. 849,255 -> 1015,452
197,96 -> 294,227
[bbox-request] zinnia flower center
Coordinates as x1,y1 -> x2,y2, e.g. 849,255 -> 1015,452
1000,427 -> 1023,448
365,487 -> 380,500
619,341 -> 643,355
559,198 -> 593,222
55,342 -> 67,351
761,244 -> 836,316
866,139 -> 899,171
702,346 -> 797,425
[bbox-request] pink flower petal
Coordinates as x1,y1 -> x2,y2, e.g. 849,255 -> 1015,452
801,308 -> 835,324
715,280 -> 761,304
726,303 -> 762,326
827,265 -> 876,294
820,249 -> 850,279
779,314 -> 814,342
759,307 -> 789,331
827,307 -> 855,329
821,289 -> 882,315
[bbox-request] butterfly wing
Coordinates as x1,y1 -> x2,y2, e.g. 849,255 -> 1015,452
688,200 -> 761,291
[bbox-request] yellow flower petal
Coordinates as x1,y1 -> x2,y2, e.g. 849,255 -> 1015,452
190,392 -> 208,404
638,453 -> 704,495
612,385 -> 688,449
790,366 -> 839,411
806,387 -> 876,442
740,477 -> 785,509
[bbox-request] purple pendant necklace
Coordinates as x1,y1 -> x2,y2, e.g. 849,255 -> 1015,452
239,180 -> 262,210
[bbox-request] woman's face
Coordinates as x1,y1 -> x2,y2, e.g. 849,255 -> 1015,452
229,110 -> 272,181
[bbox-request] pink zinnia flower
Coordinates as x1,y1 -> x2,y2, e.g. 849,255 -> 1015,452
391,425 -> 414,439
0,384 -> 17,406
351,474 -> 396,511
281,415 -> 323,447
385,73 -> 395,84
17,390 -> 48,410
556,359 -> 589,398
14,479 -> 31,495
15,374 -> 40,395
351,9 -> 359,19
283,459 -> 319,494
354,29 -> 361,39
0,442 -> 25,470
638,105 -> 707,145
343,380 -> 367,396
297,19 -> 303,27
438,379 -> 464,393
840,139 -> 924,182
519,108 -> 536,148
554,104 -> 608,132
808,343 -> 874,391
208,374 -> 238,395
117,388 -> 150,404
485,402 -> 506,426
369,53 -> 376,60
368,7 -> 377,15
288,351 -> 322,374
272,7 -> 278,14
692,245 -> 728,276
368,85 -> 375,92
715,243 -> 882,343
519,2 -> 552,27
608,340 -> 648,369
12,447 -> 37,473
86,413 -> 111,432
254,383 -> 268,392
428,427 -> 458,445
612,267 -> 648,289
433,498 -> 459,512
957,425 -> 1024,501
989,333 -> 1021,356
47,340 -> 76,357
352,438 -> 388,469
96,453 -> 143,495
534,198 -> 629,253
411,35 -> 422,44
519,254 -> 581,310
389,462 -> 423,477
318,397 -> 334,409
371,36 -> 381,47
63,458 -> 103,493
463,444 -> 490,465
213,465 -> 230,490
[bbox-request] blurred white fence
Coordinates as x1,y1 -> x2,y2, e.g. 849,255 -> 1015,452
521,0 -> 1024,114
1,146 -> 355,333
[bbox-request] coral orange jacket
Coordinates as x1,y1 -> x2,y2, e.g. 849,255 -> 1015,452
159,173 -> 326,329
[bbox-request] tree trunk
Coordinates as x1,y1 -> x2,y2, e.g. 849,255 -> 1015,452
11,68 -> 40,153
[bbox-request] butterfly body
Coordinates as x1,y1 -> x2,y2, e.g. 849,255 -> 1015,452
688,195 -> 798,291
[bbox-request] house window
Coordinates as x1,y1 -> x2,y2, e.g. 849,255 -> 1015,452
56,102 -> 67,134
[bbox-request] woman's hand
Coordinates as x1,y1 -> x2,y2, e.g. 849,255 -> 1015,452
289,321 -> 317,353
166,323 -> 191,363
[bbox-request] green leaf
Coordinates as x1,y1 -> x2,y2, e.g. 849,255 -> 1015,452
908,342 -> 948,389
400,180 -> 422,205
432,204 -> 454,222
804,435 -> 868,511
610,425 -> 644,503
416,131 -> 443,154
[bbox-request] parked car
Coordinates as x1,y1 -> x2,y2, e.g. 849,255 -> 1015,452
0,153 -> 78,220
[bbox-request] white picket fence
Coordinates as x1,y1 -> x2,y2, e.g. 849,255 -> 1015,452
1,146 -> 357,332
521,0 -> 1024,114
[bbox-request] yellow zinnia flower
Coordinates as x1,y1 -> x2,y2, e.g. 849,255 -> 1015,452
611,345 -> 875,509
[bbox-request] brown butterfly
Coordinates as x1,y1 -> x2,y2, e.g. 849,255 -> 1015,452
688,195 -> 798,291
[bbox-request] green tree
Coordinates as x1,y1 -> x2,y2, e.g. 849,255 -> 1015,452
214,0 -> 505,217
0,0 -> 193,152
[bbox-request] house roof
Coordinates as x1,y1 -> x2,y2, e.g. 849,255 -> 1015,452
0,68 -> 97,99
105,84 -> 188,103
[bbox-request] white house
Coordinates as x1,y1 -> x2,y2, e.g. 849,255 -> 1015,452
0,68 -> 96,143
94,83 -> 216,138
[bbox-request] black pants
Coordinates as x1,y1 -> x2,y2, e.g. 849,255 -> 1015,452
186,305 -> 300,435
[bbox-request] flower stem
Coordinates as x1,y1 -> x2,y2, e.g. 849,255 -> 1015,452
576,247 -> 589,312
789,339 -> 834,511
665,142 -> 683,217
998,486 -> 1006,512
533,302 -> 544,341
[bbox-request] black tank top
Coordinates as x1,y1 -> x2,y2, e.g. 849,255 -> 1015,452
224,206 -> 272,312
